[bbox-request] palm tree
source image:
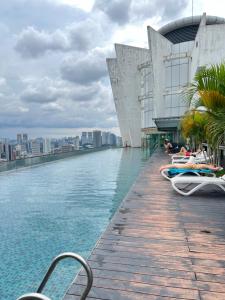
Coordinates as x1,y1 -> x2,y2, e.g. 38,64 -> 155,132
183,63 -> 225,163
180,110 -> 208,151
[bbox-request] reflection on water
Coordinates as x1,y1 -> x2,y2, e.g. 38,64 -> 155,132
0,148 -> 150,300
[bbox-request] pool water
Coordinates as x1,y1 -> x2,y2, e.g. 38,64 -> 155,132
0,148 -> 150,300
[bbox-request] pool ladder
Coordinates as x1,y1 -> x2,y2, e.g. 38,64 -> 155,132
17,252 -> 93,300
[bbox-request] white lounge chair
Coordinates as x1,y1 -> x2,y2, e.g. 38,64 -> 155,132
171,175 -> 225,196
161,168 -> 216,181
171,151 -> 211,164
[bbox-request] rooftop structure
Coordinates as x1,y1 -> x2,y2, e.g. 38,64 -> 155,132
107,13 -> 225,147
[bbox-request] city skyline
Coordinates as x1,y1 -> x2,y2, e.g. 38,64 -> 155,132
0,1 -> 224,138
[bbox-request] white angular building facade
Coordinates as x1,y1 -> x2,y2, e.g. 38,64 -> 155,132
107,14 -> 225,147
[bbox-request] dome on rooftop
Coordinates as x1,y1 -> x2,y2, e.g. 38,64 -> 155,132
158,15 -> 225,44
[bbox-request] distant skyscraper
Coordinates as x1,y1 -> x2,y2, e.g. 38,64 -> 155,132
81,132 -> 88,145
22,133 -> 28,143
31,140 -> 41,156
43,138 -> 51,154
74,136 -> 80,150
87,132 -> 93,144
93,130 -> 102,148
109,133 -> 117,146
102,132 -> 110,145
17,134 -> 22,145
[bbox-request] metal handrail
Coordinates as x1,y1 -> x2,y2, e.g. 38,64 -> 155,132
17,252 -> 93,300
17,293 -> 51,300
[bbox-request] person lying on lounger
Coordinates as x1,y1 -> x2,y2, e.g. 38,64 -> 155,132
159,163 -> 221,172
170,147 -> 202,157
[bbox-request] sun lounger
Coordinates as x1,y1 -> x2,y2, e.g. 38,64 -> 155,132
171,151 -> 211,164
161,168 -> 216,180
171,175 -> 225,196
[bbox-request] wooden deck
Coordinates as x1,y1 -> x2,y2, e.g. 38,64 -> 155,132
64,150 -> 225,300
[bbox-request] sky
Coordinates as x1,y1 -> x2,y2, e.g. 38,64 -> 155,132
0,0 -> 224,139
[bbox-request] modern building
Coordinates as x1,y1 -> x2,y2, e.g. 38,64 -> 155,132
17,134 -> 22,145
31,140 -> 41,156
43,138 -> 51,154
93,130 -> 102,148
87,132 -> 93,144
74,136 -> 80,150
109,133 -> 117,146
81,132 -> 88,145
102,132 -> 110,145
107,13 -> 225,147
22,133 -> 28,144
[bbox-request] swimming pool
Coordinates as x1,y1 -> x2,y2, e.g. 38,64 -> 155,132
0,148 -> 149,300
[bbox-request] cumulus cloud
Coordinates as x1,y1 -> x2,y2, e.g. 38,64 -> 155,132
130,0 -> 189,22
21,78 -> 63,103
15,14 -> 112,58
93,0 -> 189,25
60,49 -> 108,84
68,18 -> 106,51
0,0 -> 193,135
15,27 -> 69,58
93,0 -> 131,25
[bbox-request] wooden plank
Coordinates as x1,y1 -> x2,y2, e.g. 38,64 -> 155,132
63,150 -> 225,300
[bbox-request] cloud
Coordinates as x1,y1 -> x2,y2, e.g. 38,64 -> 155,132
68,18 -> 105,51
15,26 -> 69,58
93,0 -> 189,26
60,49 -> 108,84
42,102 -> 64,112
130,0 -> 189,22
94,0 -> 131,25
15,13 -> 113,58
0,0 -> 194,136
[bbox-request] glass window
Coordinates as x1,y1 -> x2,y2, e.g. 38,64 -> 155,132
172,59 -> 180,66
165,67 -> 171,87
171,65 -> 179,86
179,106 -> 187,115
165,60 -> 171,67
180,63 -> 188,86
171,94 -> 179,107
165,95 -> 171,108
171,106 -> 179,116
165,107 -> 171,117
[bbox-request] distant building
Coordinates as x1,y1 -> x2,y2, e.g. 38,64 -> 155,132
62,144 -> 73,152
102,132 -> 110,145
17,134 -> 22,145
116,136 -> 123,147
93,130 -> 102,148
43,138 -> 51,154
3,143 -> 14,161
109,133 -> 117,146
87,132 -> 93,144
31,141 -> 41,156
22,133 -> 28,143
81,132 -> 88,145
74,136 -> 80,150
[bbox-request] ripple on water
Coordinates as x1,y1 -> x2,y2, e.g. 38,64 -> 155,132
0,148 -> 149,300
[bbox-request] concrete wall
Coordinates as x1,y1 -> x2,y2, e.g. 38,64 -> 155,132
107,44 -> 150,147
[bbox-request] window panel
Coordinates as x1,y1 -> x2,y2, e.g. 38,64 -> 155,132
171,106 -> 179,116
165,60 -> 171,67
165,107 -> 171,117
171,65 -> 179,86
165,67 -> 171,88
172,59 -> 180,66
171,94 -> 180,107
165,95 -> 171,108
180,63 -> 188,86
